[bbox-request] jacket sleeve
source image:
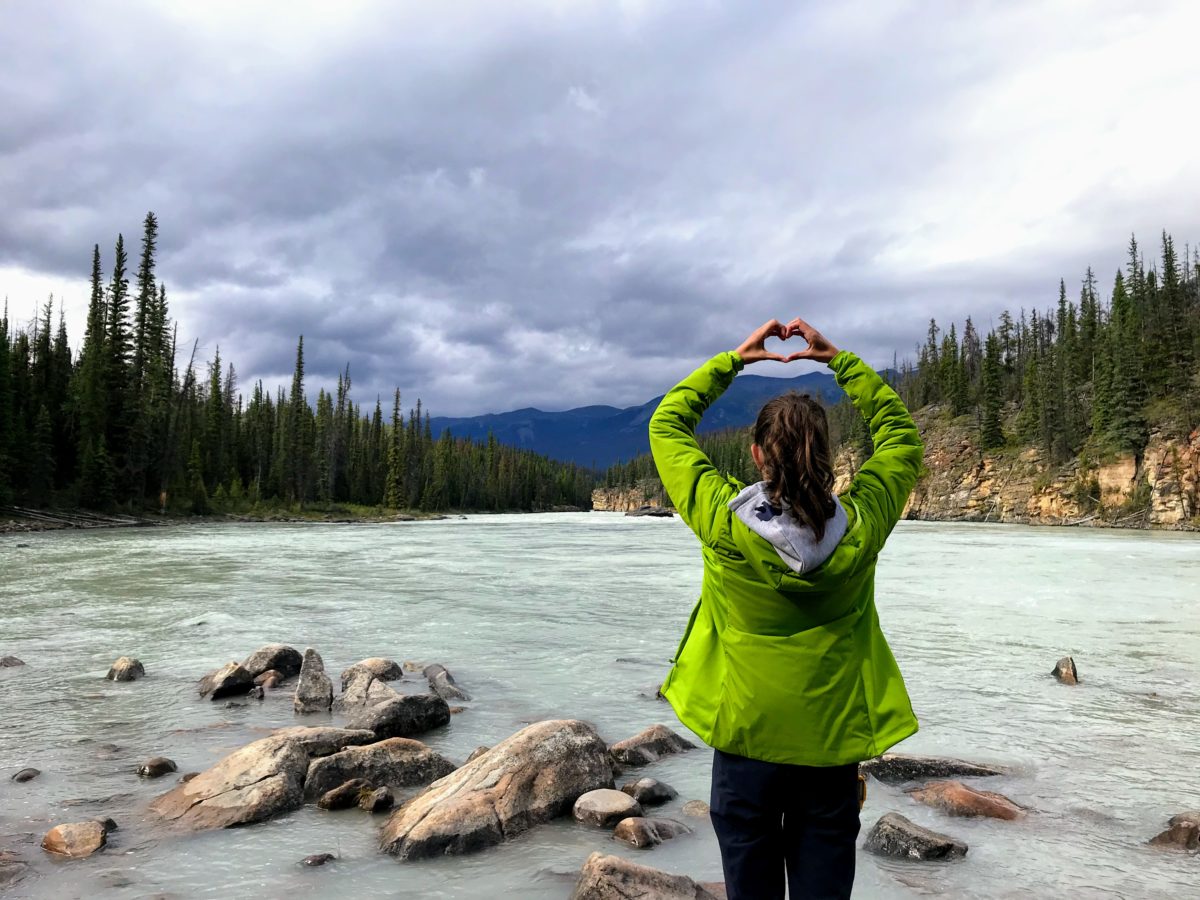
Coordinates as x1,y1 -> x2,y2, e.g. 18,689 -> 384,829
648,351 -> 743,546
830,351 -> 924,556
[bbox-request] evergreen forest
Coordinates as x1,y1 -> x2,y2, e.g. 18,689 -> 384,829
604,231 -> 1200,492
0,214 -> 595,515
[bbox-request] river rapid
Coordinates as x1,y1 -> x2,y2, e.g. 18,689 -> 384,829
1,514 -> 1198,899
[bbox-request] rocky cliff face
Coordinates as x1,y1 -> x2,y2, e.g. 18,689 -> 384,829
593,419 -> 1200,529
833,409 -> 1199,529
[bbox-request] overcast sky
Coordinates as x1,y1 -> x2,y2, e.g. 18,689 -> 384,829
2,0 -> 1198,416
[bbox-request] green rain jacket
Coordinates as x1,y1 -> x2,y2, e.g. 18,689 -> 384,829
651,350 -> 923,766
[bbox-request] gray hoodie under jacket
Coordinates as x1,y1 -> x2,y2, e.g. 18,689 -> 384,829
727,481 -> 848,575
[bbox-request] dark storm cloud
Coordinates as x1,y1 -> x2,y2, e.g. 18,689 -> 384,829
2,0 -> 1197,415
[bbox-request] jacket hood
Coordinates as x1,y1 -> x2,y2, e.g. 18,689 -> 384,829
728,481 -> 848,576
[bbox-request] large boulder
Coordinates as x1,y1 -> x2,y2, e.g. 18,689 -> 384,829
569,853 -> 722,900
304,737 -> 456,799
242,644 -> 303,679
859,754 -> 1005,785
1149,811 -> 1200,851
614,817 -> 693,849
574,789 -> 643,827
424,663 -> 471,702
863,812 -> 968,860
1052,656 -> 1080,685
41,820 -> 113,858
345,694 -> 450,740
197,662 -> 254,700
610,724 -> 695,766
294,649 -> 334,715
907,780 -> 1024,820
340,657 -> 404,690
622,777 -> 678,806
106,657 -> 145,682
379,719 -> 615,859
149,726 -> 375,830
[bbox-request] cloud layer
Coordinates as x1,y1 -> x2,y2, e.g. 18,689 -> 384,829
2,0 -> 1198,414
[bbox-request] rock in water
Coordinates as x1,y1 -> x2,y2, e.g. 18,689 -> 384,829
465,746 -> 490,763
254,669 -> 284,686
1,656 -> 26,667
197,662 -> 254,700
624,506 -> 674,518
360,786 -> 395,813
424,663 -> 471,702
863,812 -> 968,860
0,849 -> 28,889
242,644 -> 303,679
334,669 -> 403,712
609,724 -> 695,766
622,777 -> 678,806
137,757 -> 178,779
859,754 -> 1005,785
41,821 -> 112,858
569,853 -> 722,900
379,719 -> 615,859
12,767 -> 41,783
302,853 -> 336,867
294,649 -> 333,715
908,780 -> 1024,820
339,658 -> 404,690
106,657 -> 145,682
574,789 -> 643,827
149,726 -> 375,830
1149,811 -> 1200,851
345,694 -> 450,739
613,817 -> 693,849
317,778 -> 374,810
304,737 -> 456,799
1052,656 -> 1080,685
682,800 -> 710,818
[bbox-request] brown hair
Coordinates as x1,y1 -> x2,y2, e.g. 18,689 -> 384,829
752,392 -> 837,541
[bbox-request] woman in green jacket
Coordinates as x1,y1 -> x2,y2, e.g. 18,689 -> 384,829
649,317 -> 924,900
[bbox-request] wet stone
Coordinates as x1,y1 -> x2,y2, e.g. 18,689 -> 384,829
862,812 -> 968,861
302,853 -> 336,867
574,789 -> 643,828
137,757 -> 178,779
359,786 -> 394,813
621,778 -> 678,807
11,768 -> 40,783
1052,656 -> 1080,685
318,778 -> 374,811
682,800 -> 710,818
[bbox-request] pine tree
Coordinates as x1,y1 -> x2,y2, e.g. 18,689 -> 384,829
384,389 -> 405,507
0,307 -> 13,504
980,332 -> 1004,449
104,233 -> 131,483
132,212 -> 158,392
1107,270 -> 1147,450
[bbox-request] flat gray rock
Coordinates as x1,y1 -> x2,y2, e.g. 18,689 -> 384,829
859,754 -> 1005,785
609,724 -> 695,766
294,648 -> 333,715
574,789 -> 643,827
304,737 -> 455,799
862,812 -> 968,860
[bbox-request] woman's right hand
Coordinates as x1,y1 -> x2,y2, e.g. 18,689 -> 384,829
783,318 -> 840,364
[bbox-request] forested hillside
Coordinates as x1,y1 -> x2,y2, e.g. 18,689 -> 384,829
0,215 -> 594,515
600,232 -> 1200,527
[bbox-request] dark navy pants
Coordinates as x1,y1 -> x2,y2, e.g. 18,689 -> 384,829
710,750 -> 860,900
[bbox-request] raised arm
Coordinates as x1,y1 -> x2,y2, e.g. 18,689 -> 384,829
649,320 -> 791,545
785,317 -> 924,557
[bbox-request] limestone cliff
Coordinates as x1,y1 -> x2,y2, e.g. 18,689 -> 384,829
592,418 -> 1200,529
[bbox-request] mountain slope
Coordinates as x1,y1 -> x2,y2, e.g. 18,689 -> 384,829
430,370 -> 843,467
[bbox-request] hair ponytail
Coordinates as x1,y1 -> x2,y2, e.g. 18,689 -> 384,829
753,392 -> 837,541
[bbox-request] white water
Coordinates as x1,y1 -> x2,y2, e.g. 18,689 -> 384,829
1,514 -> 1198,899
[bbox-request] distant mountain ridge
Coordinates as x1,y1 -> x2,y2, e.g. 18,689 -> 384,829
429,370 -> 844,468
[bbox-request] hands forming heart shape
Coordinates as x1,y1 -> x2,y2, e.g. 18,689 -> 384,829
735,317 -> 840,365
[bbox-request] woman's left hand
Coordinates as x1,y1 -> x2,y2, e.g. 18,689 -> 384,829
734,320 -> 790,364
